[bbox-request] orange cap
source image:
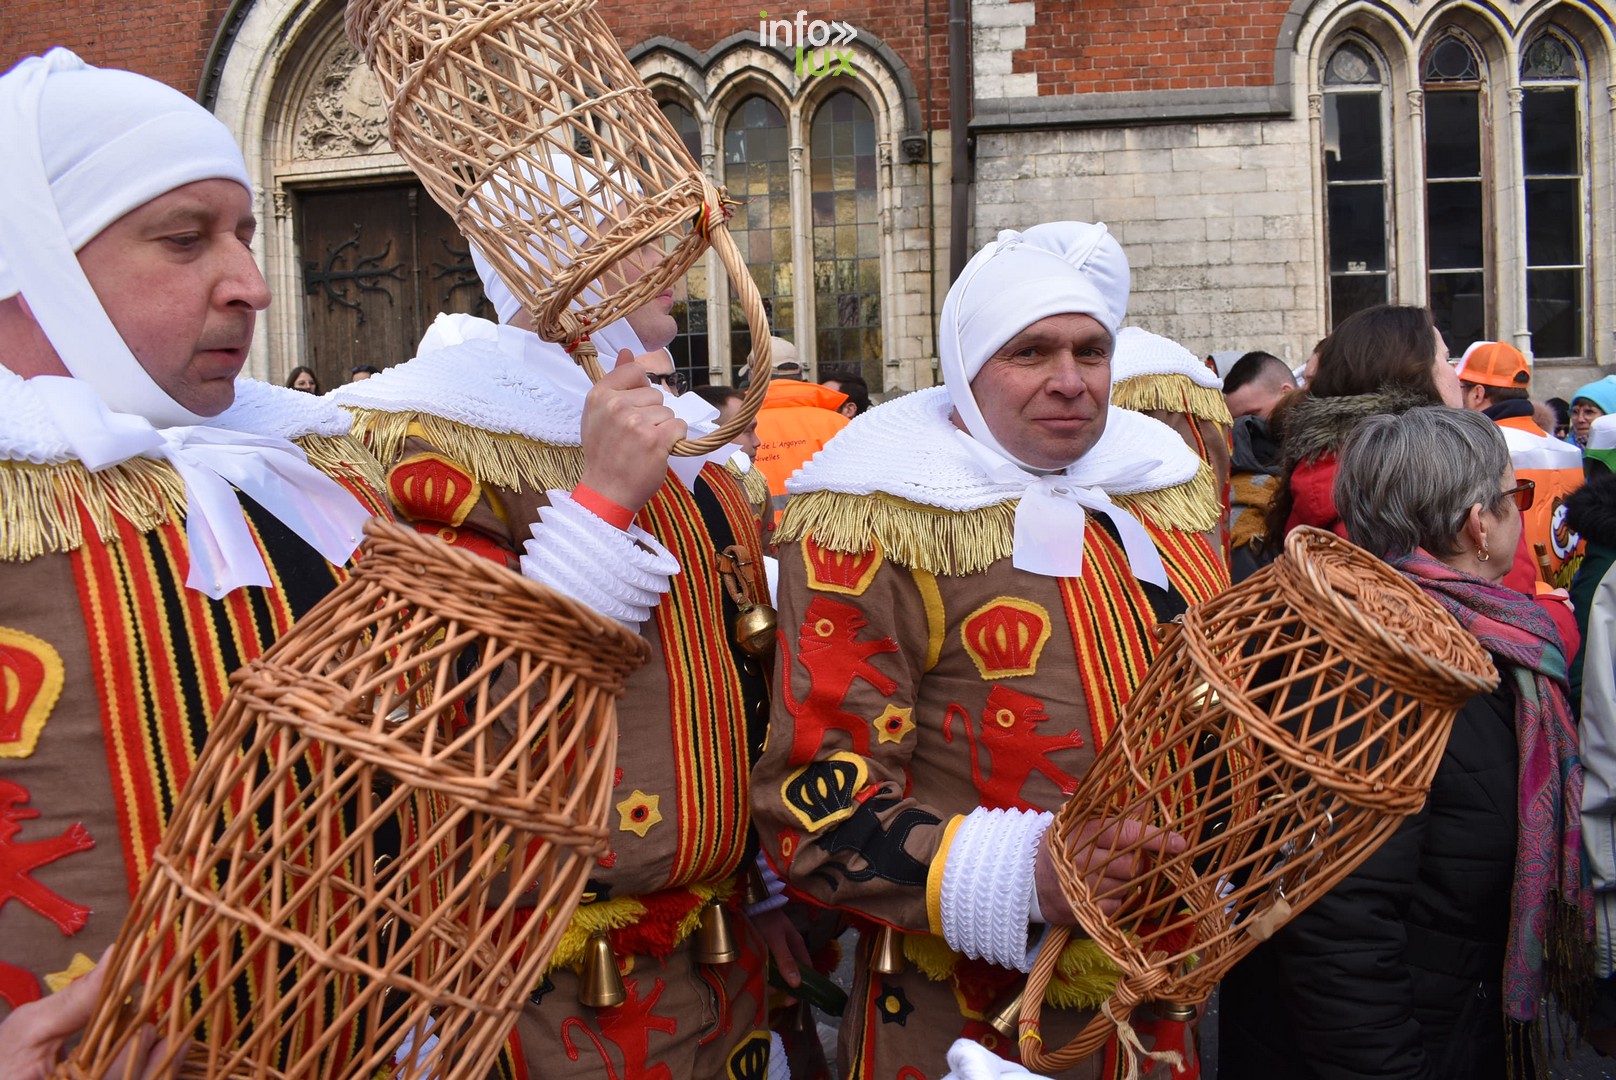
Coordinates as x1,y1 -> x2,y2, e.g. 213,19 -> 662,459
1455,341 -> 1530,389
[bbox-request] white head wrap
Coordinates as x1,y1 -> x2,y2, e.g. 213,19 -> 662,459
935,222 -> 1180,585
0,48 -> 251,427
466,155 -> 734,487
0,51 -> 368,596
1111,325 -> 1222,389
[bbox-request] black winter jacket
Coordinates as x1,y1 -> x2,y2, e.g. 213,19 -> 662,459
1217,679 -> 1521,1080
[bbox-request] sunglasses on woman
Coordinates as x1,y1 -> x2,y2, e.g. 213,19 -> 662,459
1499,479 -> 1535,512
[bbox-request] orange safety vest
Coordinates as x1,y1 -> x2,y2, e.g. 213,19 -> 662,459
1497,416 -> 1585,589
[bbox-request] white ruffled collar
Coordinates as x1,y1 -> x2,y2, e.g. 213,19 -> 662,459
787,385 -> 1201,508
327,313 -> 590,447
0,366 -> 353,465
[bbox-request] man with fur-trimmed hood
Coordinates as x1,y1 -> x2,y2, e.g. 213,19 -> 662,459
751,223 -> 1228,1078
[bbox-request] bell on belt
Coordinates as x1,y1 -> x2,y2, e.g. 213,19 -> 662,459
742,865 -> 772,907
870,925 -> 904,975
986,985 -> 1025,1039
694,902 -> 739,964
733,602 -> 778,656
579,930 -> 626,1008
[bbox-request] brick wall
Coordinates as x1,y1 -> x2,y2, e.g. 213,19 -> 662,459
1014,0 -> 1290,95
2,0 -> 953,121
2,0 -> 230,95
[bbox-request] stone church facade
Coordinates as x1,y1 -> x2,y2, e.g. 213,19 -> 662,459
4,0 -> 1612,397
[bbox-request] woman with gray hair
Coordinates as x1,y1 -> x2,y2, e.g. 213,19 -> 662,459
1220,406 -> 1590,1080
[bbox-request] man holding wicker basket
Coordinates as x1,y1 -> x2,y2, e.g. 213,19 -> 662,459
0,49 -> 388,1076
752,222 -> 1228,1079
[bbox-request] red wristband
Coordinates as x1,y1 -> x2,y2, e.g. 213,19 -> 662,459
570,484 -> 636,531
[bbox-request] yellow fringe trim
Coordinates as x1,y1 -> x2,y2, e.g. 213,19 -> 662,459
295,432 -> 388,501
0,432 -> 388,564
1112,374 -> 1233,427
0,457 -> 186,562
1113,460 -> 1222,534
777,464 -> 1221,576
546,880 -> 733,974
345,408 -> 584,492
903,932 -> 1123,1010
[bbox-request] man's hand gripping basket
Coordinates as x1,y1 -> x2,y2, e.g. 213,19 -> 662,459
345,0 -> 772,456
57,519 -> 647,1080
1019,527 -> 1498,1073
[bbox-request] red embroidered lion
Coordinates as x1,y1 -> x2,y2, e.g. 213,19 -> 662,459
0,778 -> 95,935
778,596 -> 899,766
561,976 -> 677,1080
943,686 -> 1085,812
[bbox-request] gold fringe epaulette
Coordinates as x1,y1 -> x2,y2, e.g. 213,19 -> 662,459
776,463 -> 1222,576
1113,372 -> 1233,427
0,456 -> 186,562
345,408 -> 583,492
726,461 -> 771,518
903,931 -> 1122,1010
296,431 -> 388,501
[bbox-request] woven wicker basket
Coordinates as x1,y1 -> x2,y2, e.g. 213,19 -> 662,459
346,0 -> 771,455
58,518 -> 647,1080
1019,527 -> 1497,1072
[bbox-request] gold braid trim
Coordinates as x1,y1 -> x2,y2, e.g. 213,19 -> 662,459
0,457 -> 185,562
345,408 -> 584,491
776,464 -> 1221,575
1112,373 -> 1233,427
295,431 -> 388,500
903,932 -> 1123,1010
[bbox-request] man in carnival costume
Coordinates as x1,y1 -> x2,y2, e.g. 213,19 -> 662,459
752,222 -> 1228,1078
0,50 -> 385,1073
329,158 -> 795,1080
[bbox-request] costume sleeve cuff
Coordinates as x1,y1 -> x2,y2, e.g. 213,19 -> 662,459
939,807 -> 1053,973
745,852 -> 789,917
519,489 -> 680,627
767,1031 -> 792,1080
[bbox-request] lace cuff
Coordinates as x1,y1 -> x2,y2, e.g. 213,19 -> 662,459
745,852 -> 789,917
939,806 -> 1053,972
519,489 -> 680,627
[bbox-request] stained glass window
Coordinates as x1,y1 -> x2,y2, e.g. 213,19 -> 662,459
810,91 -> 882,391
1422,34 -> 1488,354
659,101 -> 709,384
1521,31 -> 1585,358
1322,41 -> 1390,325
723,96 -> 793,375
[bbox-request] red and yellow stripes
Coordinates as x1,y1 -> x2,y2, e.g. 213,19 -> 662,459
635,472 -> 750,887
1058,520 -> 1227,751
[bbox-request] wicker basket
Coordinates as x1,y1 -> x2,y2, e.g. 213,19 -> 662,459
346,0 -> 771,455
1019,527 -> 1497,1072
58,518 -> 647,1080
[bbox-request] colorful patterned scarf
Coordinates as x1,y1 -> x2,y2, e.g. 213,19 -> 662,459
1391,549 -> 1592,1023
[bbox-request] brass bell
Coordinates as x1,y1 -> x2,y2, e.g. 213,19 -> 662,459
694,902 -> 739,964
1159,1001 -> 1198,1022
578,930 -> 625,1008
733,603 -> 778,656
742,865 -> 772,907
870,925 -> 905,975
986,985 -> 1025,1039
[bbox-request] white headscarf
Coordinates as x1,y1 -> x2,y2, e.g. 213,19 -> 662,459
466,156 -> 734,487
0,48 -> 250,426
0,50 -> 368,596
937,222 -> 1177,585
